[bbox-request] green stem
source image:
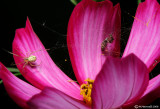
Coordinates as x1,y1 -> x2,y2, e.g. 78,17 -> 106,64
137,0 -> 141,5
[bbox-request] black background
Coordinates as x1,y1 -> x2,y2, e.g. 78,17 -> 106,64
0,0 -> 159,108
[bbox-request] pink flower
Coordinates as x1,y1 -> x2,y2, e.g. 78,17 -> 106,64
0,0 -> 160,108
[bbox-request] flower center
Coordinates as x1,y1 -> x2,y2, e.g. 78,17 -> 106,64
80,78 -> 94,106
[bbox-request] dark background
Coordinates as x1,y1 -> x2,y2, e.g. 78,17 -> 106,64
0,0 -> 159,108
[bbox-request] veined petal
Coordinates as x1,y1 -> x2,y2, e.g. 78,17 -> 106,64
138,74 -> 160,104
123,0 -> 160,71
28,87 -> 90,109
0,62 -> 41,108
67,0 -> 121,84
123,74 -> 160,109
92,54 -> 149,109
12,18 -> 82,100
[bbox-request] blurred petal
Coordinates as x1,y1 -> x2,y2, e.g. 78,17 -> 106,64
28,87 -> 90,109
92,54 -> 149,109
67,0 -> 121,84
123,74 -> 160,109
0,62 -> 41,108
123,0 -> 160,71
12,18 -> 82,100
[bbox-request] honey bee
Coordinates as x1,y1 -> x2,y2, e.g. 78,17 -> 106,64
101,34 -> 114,51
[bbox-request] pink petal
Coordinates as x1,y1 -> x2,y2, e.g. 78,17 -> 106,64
28,87 -> 90,109
0,62 -> 41,108
123,0 -> 160,71
67,0 -> 121,84
123,74 -> 160,108
92,54 -> 149,109
12,18 -> 82,100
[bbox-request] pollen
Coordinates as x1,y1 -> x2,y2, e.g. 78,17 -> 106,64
80,78 -> 94,106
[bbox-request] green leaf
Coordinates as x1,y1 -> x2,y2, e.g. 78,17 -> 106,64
0,80 -> 2,84
70,0 -> 80,5
137,0 -> 141,5
7,67 -> 20,73
13,72 -> 22,76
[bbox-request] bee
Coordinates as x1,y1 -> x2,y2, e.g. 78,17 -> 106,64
101,34 -> 114,51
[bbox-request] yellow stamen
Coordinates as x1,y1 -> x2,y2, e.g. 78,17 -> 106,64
80,78 -> 94,106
